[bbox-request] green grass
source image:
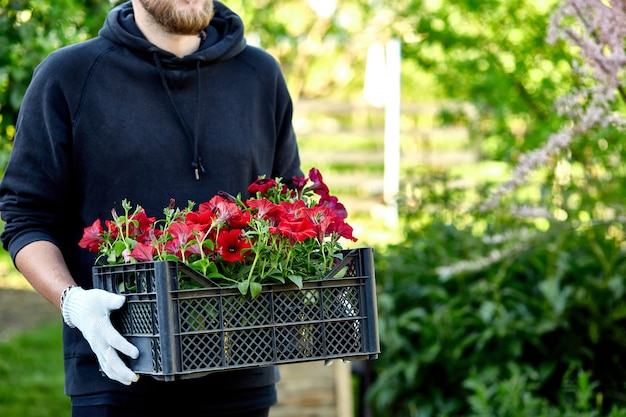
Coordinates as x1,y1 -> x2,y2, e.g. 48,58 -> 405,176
0,321 -> 70,416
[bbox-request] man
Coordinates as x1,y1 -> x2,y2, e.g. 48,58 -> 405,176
0,0 -> 301,415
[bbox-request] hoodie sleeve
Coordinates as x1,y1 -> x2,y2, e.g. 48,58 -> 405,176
234,45 -> 303,184
0,48 -> 81,261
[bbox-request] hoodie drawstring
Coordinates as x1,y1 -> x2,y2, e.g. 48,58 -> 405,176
152,52 -> 205,180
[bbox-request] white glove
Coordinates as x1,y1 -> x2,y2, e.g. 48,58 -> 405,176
61,286 -> 140,385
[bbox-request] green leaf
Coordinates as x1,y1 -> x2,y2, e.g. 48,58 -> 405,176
250,282 -> 262,298
237,281 -> 249,296
331,266 -> 348,279
206,271 -> 228,280
113,240 -> 126,254
287,274 -> 303,289
107,252 -> 117,264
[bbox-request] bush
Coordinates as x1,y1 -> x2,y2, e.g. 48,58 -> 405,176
367,172 -> 626,417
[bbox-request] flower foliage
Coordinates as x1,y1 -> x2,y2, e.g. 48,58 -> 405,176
79,168 -> 357,297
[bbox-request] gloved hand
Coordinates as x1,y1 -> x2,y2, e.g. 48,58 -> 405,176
61,286 -> 140,385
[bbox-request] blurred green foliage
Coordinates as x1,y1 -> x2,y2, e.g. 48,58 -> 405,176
369,165 -> 626,415
390,0 -> 572,160
0,0 -> 122,169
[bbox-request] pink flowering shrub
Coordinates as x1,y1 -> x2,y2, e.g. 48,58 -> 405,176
483,0 -> 626,210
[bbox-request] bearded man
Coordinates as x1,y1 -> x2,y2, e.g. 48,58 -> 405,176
0,1 -> 302,416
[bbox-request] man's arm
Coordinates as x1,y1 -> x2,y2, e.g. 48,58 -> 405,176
14,240 -> 76,309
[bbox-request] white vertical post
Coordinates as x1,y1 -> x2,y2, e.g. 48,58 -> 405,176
383,39 -> 401,229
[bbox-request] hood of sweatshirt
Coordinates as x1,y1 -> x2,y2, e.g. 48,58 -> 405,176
98,1 -> 249,179
99,1 -> 247,65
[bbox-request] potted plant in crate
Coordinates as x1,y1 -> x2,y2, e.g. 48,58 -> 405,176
79,167 -> 379,381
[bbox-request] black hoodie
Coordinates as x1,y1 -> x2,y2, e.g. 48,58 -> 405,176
0,1 -> 300,404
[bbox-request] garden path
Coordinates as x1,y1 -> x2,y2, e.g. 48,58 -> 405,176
0,286 -> 57,341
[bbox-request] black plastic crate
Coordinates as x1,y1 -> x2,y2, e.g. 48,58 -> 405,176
92,247 -> 379,381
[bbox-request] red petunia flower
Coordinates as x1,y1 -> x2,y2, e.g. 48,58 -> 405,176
163,239 -> 183,258
216,229 -> 252,262
228,210 -> 251,229
248,178 -> 277,195
302,205 -> 336,243
328,218 -> 358,242
78,219 -> 104,252
105,219 -> 119,239
185,209 -> 216,233
276,216 -> 318,243
128,208 -> 156,236
163,222 -> 194,258
307,167 -> 330,198
246,198 -> 279,220
275,200 -> 306,218
130,242 -> 156,262
199,195 -> 241,225
292,175 -> 308,191
167,222 -> 192,245
318,194 -> 348,219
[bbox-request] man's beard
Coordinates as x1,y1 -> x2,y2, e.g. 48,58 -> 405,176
139,0 -> 215,35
